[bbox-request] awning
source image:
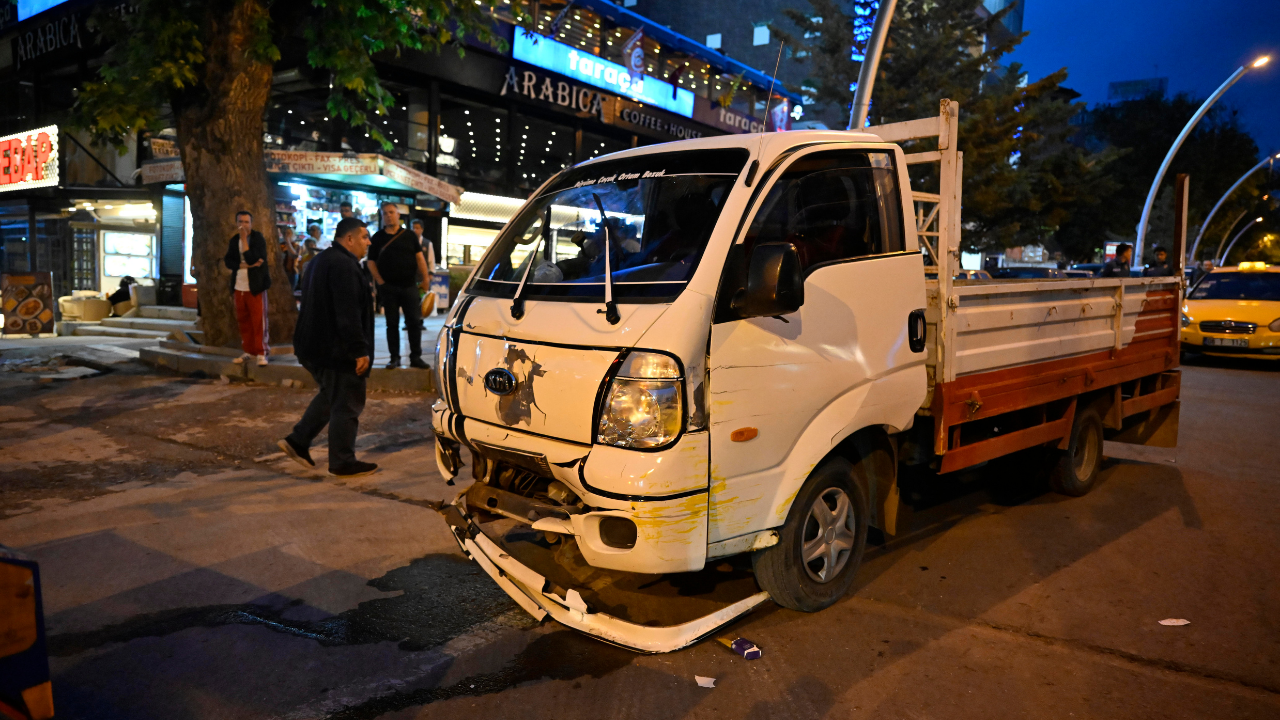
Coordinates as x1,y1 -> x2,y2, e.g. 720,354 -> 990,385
141,150 -> 463,204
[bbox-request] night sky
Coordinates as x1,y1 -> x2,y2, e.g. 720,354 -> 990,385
1009,0 -> 1280,155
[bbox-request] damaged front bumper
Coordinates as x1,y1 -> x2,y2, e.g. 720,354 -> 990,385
442,502 -> 770,654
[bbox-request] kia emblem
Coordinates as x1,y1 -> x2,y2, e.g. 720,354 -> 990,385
483,368 -> 517,396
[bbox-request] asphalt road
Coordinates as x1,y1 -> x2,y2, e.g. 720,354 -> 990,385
0,352 -> 1277,719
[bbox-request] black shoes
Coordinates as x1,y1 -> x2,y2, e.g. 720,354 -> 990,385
278,438 -> 315,468
385,357 -> 400,369
330,460 -> 379,477
408,357 -> 430,370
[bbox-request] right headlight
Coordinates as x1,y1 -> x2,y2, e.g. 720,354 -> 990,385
597,351 -> 684,450
1269,317 -> 1280,332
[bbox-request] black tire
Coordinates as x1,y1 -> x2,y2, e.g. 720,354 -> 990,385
1048,403 -> 1105,496
752,457 -> 869,612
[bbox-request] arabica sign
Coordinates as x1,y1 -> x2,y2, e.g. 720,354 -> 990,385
0,125 -> 59,192
501,66 -> 609,121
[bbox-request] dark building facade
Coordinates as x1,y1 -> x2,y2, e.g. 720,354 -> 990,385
0,0 -> 799,322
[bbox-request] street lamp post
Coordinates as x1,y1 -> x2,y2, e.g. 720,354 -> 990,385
1136,56 -> 1270,264
1187,152 -> 1280,263
848,0 -> 899,131
1218,216 -> 1265,265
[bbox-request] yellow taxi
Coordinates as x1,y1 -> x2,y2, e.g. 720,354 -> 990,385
1181,262 -> 1280,360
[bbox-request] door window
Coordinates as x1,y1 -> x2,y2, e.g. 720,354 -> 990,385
743,150 -> 904,273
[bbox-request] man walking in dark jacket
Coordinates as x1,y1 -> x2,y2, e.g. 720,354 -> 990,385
1099,243 -> 1133,278
224,211 -> 272,365
368,202 -> 431,369
278,217 -> 378,477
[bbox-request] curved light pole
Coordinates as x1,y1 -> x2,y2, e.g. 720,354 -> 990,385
848,0 -> 899,130
1218,216 -> 1265,265
1136,55 -> 1270,263
1188,152 -> 1280,262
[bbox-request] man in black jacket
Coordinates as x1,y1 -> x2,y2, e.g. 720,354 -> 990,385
278,217 -> 379,477
223,211 -> 272,365
368,202 -> 431,369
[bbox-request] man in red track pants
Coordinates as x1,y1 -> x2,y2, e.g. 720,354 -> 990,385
223,211 -> 272,365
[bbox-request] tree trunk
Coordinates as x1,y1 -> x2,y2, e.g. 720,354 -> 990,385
176,0 -> 296,348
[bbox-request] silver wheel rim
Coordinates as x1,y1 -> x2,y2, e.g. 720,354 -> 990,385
801,487 -> 857,583
1073,419 -> 1100,478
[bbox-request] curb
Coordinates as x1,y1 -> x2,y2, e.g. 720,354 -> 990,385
139,347 -> 434,393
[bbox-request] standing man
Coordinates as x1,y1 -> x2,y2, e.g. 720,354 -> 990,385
368,202 -> 431,369
1143,246 -> 1174,277
1099,243 -> 1132,278
223,211 -> 271,366
411,218 -> 437,269
279,217 -> 378,478
280,226 -> 301,289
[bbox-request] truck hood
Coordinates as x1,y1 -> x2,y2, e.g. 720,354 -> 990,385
1184,298 -> 1280,325
450,295 -> 672,445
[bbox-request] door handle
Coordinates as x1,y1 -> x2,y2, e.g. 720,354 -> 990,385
908,308 -> 926,353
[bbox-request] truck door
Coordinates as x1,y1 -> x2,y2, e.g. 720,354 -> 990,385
707,146 -> 928,543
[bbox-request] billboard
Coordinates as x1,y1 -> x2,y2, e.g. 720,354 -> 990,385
18,0 -> 69,22
513,31 -> 694,119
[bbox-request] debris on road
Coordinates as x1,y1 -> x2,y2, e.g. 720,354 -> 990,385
1159,618 -> 1191,626
718,636 -> 762,659
695,676 -> 716,688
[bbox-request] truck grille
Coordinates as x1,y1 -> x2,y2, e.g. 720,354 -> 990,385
1199,320 -> 1257,335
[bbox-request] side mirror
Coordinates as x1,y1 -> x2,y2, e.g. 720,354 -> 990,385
731,242 -> 804,319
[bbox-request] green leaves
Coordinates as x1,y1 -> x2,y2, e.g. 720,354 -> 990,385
71,0 -> 512,153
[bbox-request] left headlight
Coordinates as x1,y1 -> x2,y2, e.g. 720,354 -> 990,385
1270,317 -> 1280,332
597,352 -> 683,449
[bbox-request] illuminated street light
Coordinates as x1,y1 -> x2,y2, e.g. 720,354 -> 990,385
1136,56 -> 1271,262
1188,151 -> 1280,262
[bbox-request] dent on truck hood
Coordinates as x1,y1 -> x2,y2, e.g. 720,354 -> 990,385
494,345 -> 547,426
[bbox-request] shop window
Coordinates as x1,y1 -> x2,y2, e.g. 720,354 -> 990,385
511,113 -> 575,194
439,99 -> 510,195
743,151 -> 905,274
102,231 -> 156,280
582,131 -> 629,163
1,205 -> 30,273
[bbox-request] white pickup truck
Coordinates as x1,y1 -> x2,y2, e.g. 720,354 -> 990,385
431,101 -> 1182,652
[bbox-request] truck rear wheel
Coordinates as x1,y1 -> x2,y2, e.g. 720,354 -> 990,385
752,458 -> 868,612
1048,403 -> 1104,496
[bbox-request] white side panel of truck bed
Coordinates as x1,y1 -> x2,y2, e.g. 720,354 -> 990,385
925,277 -> 1180,381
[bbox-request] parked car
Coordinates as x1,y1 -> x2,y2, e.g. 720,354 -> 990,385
1181,262 -> 1280,360
994,267 -> 1066,279
955,269 -> 992,280
1064,270 -> 1093,279
1071,263 -> 1102,276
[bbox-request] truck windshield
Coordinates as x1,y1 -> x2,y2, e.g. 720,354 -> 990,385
469,148 -> 748,302
1189,272 -> 1280,301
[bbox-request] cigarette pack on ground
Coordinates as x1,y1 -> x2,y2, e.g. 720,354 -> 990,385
717,637 -> 762,660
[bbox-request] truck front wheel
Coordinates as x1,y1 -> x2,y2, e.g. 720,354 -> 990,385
1048,403 -> 1105,496
752,458 -> 869,612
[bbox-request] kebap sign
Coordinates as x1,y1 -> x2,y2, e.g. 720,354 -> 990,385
0,126 -> 59,192
513,31 -> 695,118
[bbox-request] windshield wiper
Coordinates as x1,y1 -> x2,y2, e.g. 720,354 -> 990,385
591,193 -> 620,325
510,206 -> 551,320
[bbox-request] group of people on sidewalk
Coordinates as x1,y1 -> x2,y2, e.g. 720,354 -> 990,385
219,202 -> 438,477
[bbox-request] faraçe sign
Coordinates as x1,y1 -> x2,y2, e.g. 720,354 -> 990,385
0,125 -> 59,192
